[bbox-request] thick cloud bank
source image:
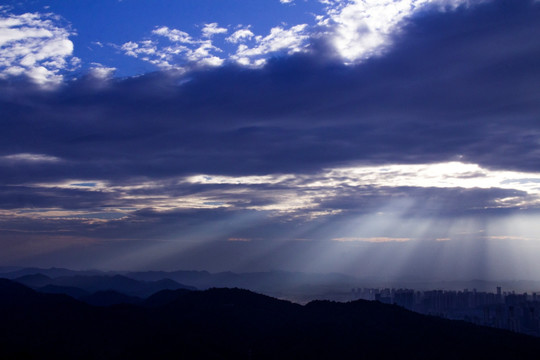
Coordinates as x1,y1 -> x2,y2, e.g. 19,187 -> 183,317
1,1 -> 540,275
2,1 -> 539,179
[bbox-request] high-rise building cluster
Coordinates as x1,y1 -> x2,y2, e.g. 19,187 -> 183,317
351,287 -> 540,337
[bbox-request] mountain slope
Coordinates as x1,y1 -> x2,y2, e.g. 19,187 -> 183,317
0,279 -> 539,359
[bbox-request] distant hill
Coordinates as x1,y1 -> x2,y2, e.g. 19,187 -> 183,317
80,290 -> 143,306
144,288 -> 193,307
0,279 -> 539,359
1,267 -> 104,279
127,270 -> 356,291
14,273 -> 53,287
5,267 -> 540,303
37,284 -> 90,299
4,268 -> 360,301
9,273 -> 196,298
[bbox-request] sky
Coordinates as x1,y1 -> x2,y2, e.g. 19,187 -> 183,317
1,0 -> 540,281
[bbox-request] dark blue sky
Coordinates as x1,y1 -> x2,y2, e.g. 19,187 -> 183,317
1,0 -> 540,280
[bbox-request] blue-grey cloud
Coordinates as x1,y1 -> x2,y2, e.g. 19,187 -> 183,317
1,0 -> 540,274
0,1 -> 538,182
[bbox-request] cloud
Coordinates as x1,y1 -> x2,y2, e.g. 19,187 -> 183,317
226,28 -> 254,43
1,153 -> 61,163
121,25 -> 225,70
121,20 -> 310,69
1,1 -> 539,181
114,0 -> 498,73
228,237 -> 252,242
332,237 -> 411,243
186,40 -> 224,66
201,23 -> 228,38
319,0 -> 479,63
152,26 -> 193,43
88,63 -> 116,79
1,0 -> 540,271
0,9 -> 78,84
231,24 -> 310,66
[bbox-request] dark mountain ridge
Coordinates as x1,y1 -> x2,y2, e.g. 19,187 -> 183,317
1,279 -> 539,359
12,273 -> 196,297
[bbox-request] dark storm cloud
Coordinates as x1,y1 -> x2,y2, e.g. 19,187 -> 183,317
1,0 -> 539,185
0,185 -> 119,210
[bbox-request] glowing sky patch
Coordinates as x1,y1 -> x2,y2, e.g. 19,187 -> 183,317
187,161 -> 540,211
228,237 -> 252,242
332,237 -> 412,243
320,0 -> 475,63
1,153 -> 61,162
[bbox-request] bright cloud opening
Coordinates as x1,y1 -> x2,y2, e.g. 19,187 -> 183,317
320,0 -> 475,63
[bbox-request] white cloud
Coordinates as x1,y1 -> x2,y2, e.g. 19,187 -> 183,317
187,161 -> 540,213
152,26 -> 193,43
280,0 -> 295,3
120,40 -> 173,67
226,28 -> 254,43
121,0 -> 480,71
201,22 -> 227,38
186,40 -> 224,66
121,24 -> 227,70
89,63 -> 116,79
231,24 -> 310,66
0,10 -> 77,84
320,0 -> 477,63
120,41 -> 140,57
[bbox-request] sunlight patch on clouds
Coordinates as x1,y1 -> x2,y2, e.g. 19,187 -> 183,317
188,161 -> 540,212
228,237 -> 252,242
322,162 -> 540,196
245,193 -> 318,213
332,237 -> 411,243
1,208 -> 127,222
189,161 -> 540,200
143,196 -> 234,212
1,153 -> 61,162
0,10 -> 78,84
485,235 -> 538,241
319,0 -> 477,63
31,179 -> 109,191
17,161 -> 540,224
187,174 -> 297,185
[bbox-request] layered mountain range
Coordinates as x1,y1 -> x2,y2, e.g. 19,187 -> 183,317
1,275 -> 540,359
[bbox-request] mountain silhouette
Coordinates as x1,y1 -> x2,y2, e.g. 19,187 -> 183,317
80,290 -> 143,306
1,279 -> 539,359
13,273 -> 53,287
11,273 -> 196,297
37,284 -> 90,298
